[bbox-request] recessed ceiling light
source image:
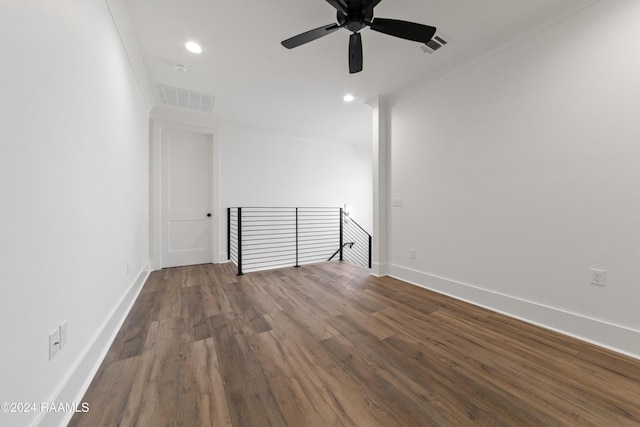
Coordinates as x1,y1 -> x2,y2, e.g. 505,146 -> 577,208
343,94 -> 355,102
185,41 -> 202,54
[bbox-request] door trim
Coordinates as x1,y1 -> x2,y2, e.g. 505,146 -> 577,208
150,120 -> 220,270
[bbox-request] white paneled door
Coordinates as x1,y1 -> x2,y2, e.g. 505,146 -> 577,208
161,129 -> 213,268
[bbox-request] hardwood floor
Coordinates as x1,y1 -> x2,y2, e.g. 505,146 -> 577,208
69,262 -> 640,426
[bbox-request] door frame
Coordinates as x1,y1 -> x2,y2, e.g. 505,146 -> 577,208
150,120 -> 220,270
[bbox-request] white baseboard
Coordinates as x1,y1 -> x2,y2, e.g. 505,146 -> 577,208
388,264 -> 640,360
35,263 -> 151,427
371,262 -> 389,277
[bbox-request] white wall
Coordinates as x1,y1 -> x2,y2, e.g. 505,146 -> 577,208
219,125 -> 372,230
387,0 -> 640,357
0,1 -> 150,426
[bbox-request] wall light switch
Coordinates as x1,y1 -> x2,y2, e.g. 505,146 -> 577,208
59,321 -> 68,349
49,328 -> 60,360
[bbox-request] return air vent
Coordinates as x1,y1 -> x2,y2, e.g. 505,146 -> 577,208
160,85 -> 215,113
420,33 -> 450,54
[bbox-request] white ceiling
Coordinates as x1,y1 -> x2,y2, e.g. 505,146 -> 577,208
124,0 -> 595,146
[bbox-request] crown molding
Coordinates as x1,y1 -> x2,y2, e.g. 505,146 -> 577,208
105,0 -> 156,110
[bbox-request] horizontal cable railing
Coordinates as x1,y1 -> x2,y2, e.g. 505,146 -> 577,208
227,207 -> 371,275
342,214 -> 372,269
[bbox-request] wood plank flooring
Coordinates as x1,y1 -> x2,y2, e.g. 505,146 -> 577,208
69,262 -> 640,426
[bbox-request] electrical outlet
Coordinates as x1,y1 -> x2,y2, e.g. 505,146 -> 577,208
590,268 -> 606,286
49,328 -> 60,360
410,249 -> 416,259
59,321 -> 68,349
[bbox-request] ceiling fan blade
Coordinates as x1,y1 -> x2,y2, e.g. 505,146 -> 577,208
349,32 -> 363,74
369,18 -> 436,44
325,0 -> 347,14
362,0 -> 382,13
281,24 -> 341,49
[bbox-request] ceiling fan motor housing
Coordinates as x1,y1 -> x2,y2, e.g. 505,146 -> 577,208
338,9 -> 373,33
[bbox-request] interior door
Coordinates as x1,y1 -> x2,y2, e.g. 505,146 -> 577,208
161,129 -> 213,268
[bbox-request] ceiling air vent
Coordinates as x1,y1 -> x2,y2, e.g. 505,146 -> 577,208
160,85 -> 215,113
420,33 -> 450,54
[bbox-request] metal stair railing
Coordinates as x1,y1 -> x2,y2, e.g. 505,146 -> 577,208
227,207 -> 371,275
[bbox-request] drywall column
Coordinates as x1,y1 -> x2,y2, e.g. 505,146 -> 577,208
367,96 -> 389,276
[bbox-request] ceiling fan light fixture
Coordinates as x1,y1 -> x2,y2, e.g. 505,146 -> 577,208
185,41 -> 202,54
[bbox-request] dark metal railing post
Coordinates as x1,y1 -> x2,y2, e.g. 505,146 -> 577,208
295,208 -> 300,267
237,207 -> 243,275
368,235 -> 372,269
339,208 -> 344,261
227,207 -> 231,260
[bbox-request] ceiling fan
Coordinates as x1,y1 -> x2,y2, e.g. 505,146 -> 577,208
281,0 -> 437,74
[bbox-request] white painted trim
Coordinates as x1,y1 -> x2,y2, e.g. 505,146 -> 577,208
388,264 -> 640,360
369,97 -> 390,277
105,0 -> 156,110
150,120 -> 163,271
35,264 -> 151,427
371,262 -> 389,277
